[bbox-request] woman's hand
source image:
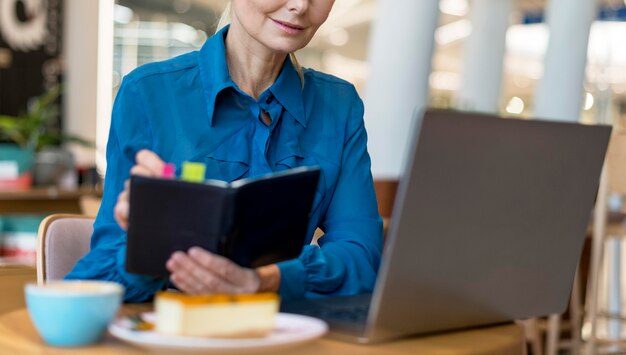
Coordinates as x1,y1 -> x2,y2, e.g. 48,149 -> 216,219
114,149 -> 165,230
167,247 -> 280,294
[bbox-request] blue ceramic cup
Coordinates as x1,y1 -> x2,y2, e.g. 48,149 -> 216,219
25,281 -> 124,347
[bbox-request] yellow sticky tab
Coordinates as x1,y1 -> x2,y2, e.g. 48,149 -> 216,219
181,162 -> 206,183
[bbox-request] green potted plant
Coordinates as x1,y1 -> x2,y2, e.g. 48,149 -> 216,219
0,85 -> 93,189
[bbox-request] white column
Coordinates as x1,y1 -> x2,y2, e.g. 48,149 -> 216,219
533,0 -> 596,122
120,20 -> 139,77
456,0 -> 513,113
63,0 -> 113,167
364,0 -> 440,179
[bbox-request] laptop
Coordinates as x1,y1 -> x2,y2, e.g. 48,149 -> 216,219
281,109 -> 611,343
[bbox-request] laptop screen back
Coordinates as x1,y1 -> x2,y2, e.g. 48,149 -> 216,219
367,110 -> 610,340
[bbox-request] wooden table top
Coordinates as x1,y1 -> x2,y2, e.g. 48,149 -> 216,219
0,263 -> 36,315
0,304 -> 525,354
0,187 -> 102,214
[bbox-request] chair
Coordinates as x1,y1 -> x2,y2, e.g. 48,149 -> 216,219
537,133 -> 626,355
520,269 -> 583,355
36,214 -> 94,284
583,131 -> 626,354
543,269 -> 584,355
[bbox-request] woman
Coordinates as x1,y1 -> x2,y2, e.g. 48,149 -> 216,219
66,0 -> 383,302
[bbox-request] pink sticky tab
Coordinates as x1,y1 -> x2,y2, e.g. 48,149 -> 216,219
162,163 -> 176,179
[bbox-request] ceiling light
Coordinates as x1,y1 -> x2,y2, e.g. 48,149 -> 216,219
506,96 -> 525,114
435,19 -> 472,45
439,0 -> 470,17
506,23 -> 549,59
429,72 -> 460,91
114,4 -> 133,25
584,93 -> 594,110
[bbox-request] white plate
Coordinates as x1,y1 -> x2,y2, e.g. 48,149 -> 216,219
109,312 -> 328,354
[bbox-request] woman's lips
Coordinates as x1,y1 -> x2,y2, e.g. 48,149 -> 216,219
272,19 -> 305,35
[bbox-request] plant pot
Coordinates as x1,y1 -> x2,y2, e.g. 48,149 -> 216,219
0,144 -> 34,191
33,147 -> 76,188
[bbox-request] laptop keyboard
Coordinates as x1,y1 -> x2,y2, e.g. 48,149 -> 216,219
281,293 -> 372,324
303,304 -> 370,323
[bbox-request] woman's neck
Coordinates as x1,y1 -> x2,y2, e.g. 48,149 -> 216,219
225,24 -> 287,100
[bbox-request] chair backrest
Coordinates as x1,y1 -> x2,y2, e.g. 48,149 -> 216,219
36,214 -> 94,284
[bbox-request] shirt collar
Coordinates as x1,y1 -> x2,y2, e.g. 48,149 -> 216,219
269,55 -> 307,127
198,26 -> 233,127
198,25 -> 307,127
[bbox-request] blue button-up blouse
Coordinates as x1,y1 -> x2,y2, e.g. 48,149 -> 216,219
66,26 -> 383,302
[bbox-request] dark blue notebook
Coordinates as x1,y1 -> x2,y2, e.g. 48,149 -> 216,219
125,166 -> 320,276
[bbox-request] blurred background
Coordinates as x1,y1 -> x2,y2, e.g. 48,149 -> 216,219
2,1 -> 626,351
107,0 -> 626,116
1,0 -> 625,264
2,0 -> 625,179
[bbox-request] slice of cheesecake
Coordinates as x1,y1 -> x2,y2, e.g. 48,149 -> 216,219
155,292 -> 279,337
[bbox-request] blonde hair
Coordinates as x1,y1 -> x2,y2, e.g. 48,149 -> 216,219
216,2 -> 305,86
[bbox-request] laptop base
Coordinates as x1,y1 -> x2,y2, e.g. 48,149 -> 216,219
281,293 -> 372,343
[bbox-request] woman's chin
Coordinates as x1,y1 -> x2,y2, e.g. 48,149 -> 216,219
262,36 -> 310,54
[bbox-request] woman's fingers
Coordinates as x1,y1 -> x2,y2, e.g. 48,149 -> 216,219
130,165 -> 154,177
169,273 -> 197,293
167,250 -> 260,294
115,149 -> 164,231
114,189 -> 129,230
187,247 -> 255,288
135,149 -> 165,176
167,251 -> 241,294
